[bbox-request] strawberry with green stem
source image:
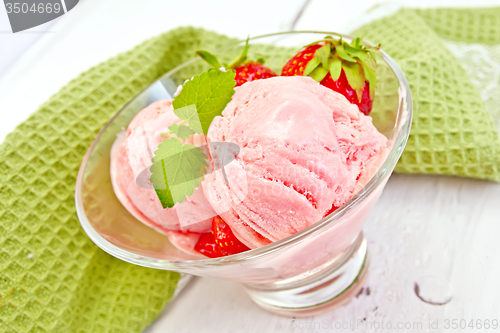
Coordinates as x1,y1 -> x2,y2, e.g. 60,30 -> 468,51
281,36 -> 380,115
197,39 -> 277,87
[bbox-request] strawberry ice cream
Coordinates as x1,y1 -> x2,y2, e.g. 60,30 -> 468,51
110,100 -> 216,238
202,76 -> 387,249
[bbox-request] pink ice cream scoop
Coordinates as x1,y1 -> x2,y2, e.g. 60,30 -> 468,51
202,76 -> 387,249
110,100 -> 216,239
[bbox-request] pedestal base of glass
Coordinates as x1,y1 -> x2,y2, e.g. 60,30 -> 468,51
245,233 -> 368,317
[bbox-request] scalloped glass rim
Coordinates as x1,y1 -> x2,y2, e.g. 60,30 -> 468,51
75,31 -> 413,270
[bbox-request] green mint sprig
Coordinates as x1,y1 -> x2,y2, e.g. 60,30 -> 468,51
172,69 -> 237,134
167,123 -> 195,139
150,138 -> 208,208
150,69 -> 236,208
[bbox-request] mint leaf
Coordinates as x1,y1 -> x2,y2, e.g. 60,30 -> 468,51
152,68 -> 236,208
150,137 -> 208,208
172,69 -> 236,134
171,105 -> 203,134
168,123 -> 195,139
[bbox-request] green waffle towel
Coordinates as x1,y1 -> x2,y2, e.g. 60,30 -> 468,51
1,7 -> 500,333
355,8 -> 500,180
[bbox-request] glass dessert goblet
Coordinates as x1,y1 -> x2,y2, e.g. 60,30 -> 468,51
75,31 -> 412,316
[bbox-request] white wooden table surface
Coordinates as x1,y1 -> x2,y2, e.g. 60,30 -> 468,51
1,1 -> 500,332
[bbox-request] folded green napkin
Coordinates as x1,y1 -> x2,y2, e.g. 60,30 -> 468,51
1,7 -> 500,333
0,28 -> 230,333
355,7 -> 500,181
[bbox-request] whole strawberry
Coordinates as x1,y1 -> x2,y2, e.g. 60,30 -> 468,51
281,36 -> 380,115
194,215 -> 250,258
233,61 -> 276,86
197,39 -> 276,87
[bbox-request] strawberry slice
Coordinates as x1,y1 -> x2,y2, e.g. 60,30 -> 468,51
194,232 -> 224,258
196,39 -> 276,87
281,36 -> 380,115
194,216 -> 250,258
323,205 -> 340,217
212,215 -> 250,256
